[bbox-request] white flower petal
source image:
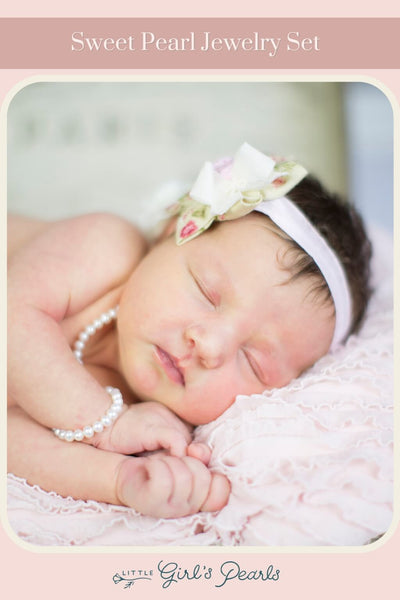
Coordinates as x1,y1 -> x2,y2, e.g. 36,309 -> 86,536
190,161 -> 216,208
232,142 -> 276,187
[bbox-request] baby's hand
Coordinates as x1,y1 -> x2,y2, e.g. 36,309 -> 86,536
92,401 -> 192,457
116,443 -> 230,518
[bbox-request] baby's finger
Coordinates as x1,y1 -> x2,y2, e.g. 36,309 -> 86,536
141,455 -> 210,517
200,473 -> 231,513
158,455 -> 195,513
186,442 -> 211,465
156,427 -> 189,457
124,427 -> 189,457
117,456 -> 174,517
116,455 -> 229,518
180,456 -> 212,512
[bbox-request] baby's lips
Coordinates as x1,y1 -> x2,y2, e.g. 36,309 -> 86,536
200,472 -> 231,513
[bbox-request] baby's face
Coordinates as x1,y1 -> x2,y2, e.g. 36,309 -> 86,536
117,214 -> 335,425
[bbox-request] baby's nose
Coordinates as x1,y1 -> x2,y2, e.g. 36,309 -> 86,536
184,321 -> 233,369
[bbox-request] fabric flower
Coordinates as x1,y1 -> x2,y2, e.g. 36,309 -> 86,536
180,220 -> 198,239
175,143 -> 307,245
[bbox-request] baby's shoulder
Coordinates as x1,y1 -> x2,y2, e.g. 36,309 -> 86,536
8,211 -> 147,266
63,213 -> 148,317
61,212 -> 148,286
9,212 -> 148,315
67,212 -> 148,264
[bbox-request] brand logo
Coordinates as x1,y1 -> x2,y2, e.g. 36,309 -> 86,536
112,561 -> 280,589
113,569 -> 153,589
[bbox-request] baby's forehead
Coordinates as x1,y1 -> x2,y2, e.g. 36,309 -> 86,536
208,217 -> 331,304
190,218 -> 294,284
210,214 -> 293,266
208,212 -> 287,244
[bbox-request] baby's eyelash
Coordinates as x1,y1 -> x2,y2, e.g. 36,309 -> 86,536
191,271 -> 216,306
243,349 -> 262,382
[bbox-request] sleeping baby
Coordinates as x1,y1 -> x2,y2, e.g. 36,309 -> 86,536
7,143 -> 371,519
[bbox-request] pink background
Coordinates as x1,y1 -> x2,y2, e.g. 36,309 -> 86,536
0,0 -> 400,16
1,18 -> 399,68
1,2 -> 398,599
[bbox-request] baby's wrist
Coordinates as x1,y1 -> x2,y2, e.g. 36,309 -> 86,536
52,386 -> 125,444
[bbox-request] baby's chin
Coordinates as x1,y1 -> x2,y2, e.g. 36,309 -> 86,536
176,405 -> 230,427
142,398 -> 221,427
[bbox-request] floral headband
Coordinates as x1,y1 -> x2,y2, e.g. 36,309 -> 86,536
170,143 -> 352,349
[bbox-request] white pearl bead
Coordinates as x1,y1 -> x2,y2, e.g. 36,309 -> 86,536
101,415 -> 112,427
94,319 -> 102,329
74,430 -> 84,441
58,430 -> 66,439
83,426 -> 94,438
93,421 -> 104,433
113,397 -> 123,407
85,324 -> 95,335
65,430 -> 74,442
74,340 -> 85,350
107,408 -> 118,420
79,331 -> 89,342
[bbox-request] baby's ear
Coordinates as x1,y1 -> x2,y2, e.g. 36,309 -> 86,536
154,216 -> 178,243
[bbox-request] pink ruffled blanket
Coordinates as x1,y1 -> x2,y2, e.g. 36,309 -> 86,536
7,228 -> 393,546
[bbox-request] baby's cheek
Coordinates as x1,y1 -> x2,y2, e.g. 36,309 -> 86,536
183,380 -> 239,425
264,364 -> 292,390
125,359 -> 162,401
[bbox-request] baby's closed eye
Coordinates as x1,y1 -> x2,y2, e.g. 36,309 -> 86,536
190,268 -> 220,308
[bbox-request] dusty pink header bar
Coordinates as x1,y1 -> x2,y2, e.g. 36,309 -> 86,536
0,18 -> 398,68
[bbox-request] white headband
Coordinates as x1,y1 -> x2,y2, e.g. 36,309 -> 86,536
254,197 -> 352,350
173,142 -> 353,349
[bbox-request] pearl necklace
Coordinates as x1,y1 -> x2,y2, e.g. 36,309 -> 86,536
52,306 -> 125,443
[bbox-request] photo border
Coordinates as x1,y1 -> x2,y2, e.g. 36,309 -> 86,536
2,71 -> 398,556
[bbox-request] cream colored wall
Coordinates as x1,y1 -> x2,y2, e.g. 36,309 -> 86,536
7,81 -> 347,227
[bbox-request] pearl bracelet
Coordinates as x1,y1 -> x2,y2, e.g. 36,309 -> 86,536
52,386 -> 124,442
53,306 -> 125,442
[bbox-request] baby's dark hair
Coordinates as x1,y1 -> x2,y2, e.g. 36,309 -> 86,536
280,175 -> 372,335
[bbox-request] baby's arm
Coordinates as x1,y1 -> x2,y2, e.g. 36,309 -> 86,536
8,213 -> 147,437
7,214 -> 51,259
8,406 -> 230,518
